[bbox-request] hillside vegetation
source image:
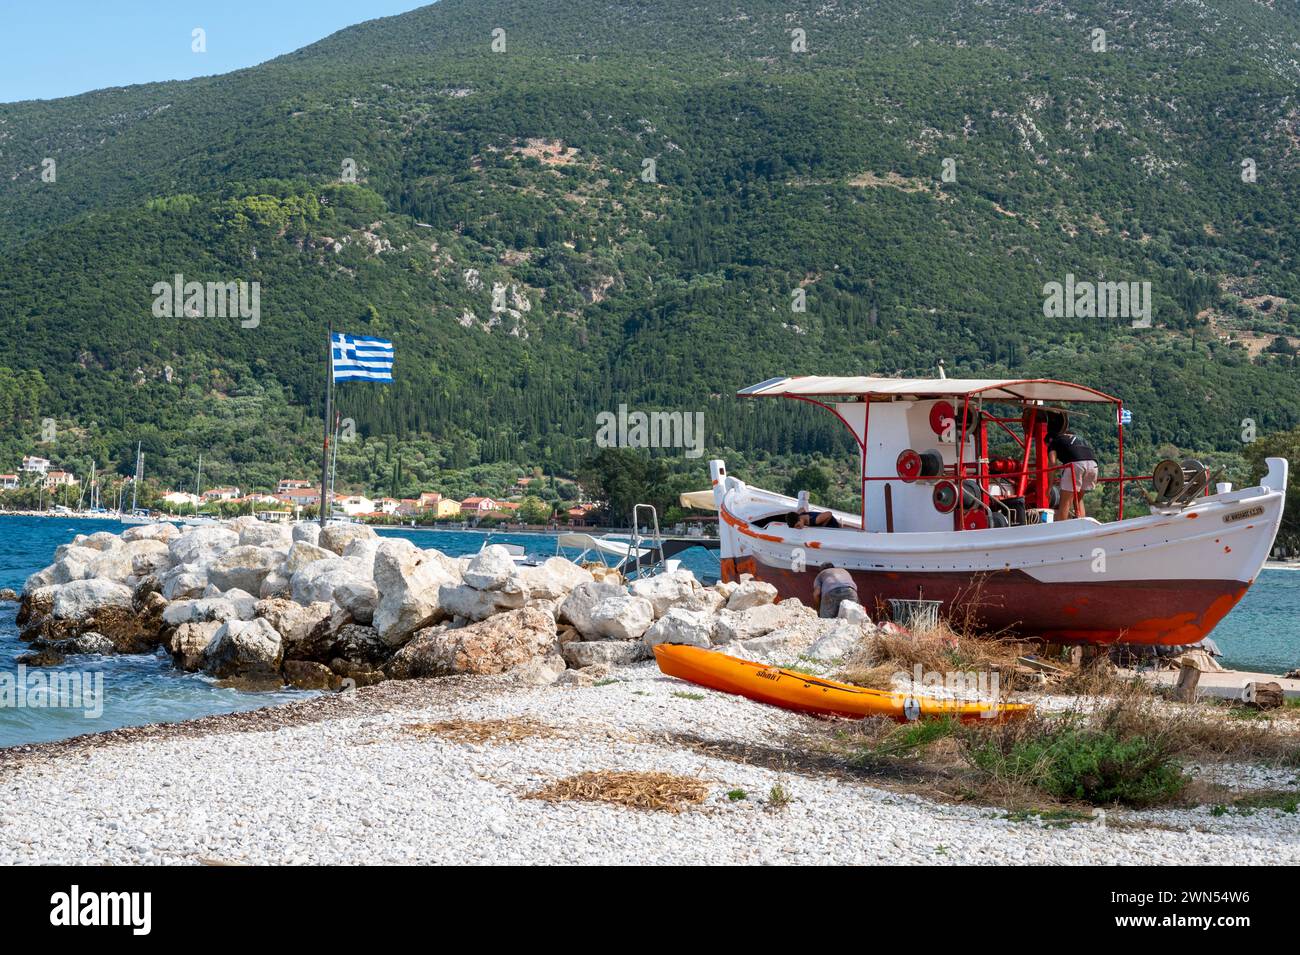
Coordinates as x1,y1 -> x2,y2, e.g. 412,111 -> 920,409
0,0 -> 1297,505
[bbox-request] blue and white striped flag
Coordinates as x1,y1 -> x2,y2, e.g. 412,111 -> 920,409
1119,408 -> 1132,425
331,332 -> 394,382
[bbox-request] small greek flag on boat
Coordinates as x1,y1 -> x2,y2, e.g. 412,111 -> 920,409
331,332 -> 394,382
1119,408 -> 1132,425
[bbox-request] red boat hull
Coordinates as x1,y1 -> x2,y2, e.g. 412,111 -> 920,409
722,557 -> 1248,646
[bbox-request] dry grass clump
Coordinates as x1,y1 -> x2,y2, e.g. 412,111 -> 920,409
837,619 -> 1028,693
404,717 -> 562,745
526,770 -> 710,812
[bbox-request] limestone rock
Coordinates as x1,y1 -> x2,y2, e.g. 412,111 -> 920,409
463,545 -> 518,590
203,618 -> 283,679
714,601 -> 813,644
122,522 -> 180,544
726,579 -> 778,611
334,577 -> 379,625
557,581 -> 628,634
284,541 -> 334,575
207,545 -> 283,595
319,522 -> 377,556
587,593 -> 655,640
519,557 -> 594,600
629,569 -> 702,618
384,607 -> 557,679
283,660 -> 343,691
170,621 -> 222,671
169,526 -> 239,567
642,607 -> 715,648
239,522 -> 292,549
372,540 -> 456,647
292,522 -> 322,546
559,639 -> 649,668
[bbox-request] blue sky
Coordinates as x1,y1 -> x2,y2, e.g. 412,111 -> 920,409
0,1 -> 433,103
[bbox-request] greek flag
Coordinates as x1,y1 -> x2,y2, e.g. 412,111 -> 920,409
331,333 -> 394,382
1119,408 -> 1132,425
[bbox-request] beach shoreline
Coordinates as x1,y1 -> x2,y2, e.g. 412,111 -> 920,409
3,663 -> 1297,865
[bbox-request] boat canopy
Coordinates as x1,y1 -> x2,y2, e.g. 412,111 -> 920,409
679,489 -> 719,511
738,376 -> 1118,404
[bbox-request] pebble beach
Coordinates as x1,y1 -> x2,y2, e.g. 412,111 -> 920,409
4,662 -> 1298,866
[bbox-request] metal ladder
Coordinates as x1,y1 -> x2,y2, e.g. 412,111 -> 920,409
627,503 -> 666,579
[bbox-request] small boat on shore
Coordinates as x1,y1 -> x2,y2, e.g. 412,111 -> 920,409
653,644 -> 1030,722
712,375 -> 1288,646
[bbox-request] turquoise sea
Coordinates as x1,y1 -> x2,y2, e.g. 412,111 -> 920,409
0,516 -> 1295,748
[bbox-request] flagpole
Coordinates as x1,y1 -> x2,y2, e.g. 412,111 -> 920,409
319,327 -> 334,528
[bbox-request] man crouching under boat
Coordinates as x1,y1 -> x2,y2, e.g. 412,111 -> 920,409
812,566 -> 859,619
1046,411 -> 1099,521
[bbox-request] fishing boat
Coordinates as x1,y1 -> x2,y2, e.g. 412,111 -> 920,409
711,375 -> 1288,646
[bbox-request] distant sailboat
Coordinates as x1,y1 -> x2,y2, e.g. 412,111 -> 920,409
183,452 -> 217,526
120,442 -> 154,524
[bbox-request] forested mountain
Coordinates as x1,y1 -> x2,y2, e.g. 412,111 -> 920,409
0,0 -> 1297,499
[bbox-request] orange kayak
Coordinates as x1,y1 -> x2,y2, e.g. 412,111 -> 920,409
653,643 -> 1032,723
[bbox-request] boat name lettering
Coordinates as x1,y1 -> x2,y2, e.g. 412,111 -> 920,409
1222,506 -> 1264,524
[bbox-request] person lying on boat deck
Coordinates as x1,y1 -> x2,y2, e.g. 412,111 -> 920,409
1046,415 -> 1099,521
812,566 -> 858,619
757,508 -> 841,529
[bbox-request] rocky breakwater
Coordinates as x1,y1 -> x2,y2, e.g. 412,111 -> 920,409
16,519 -> 880,692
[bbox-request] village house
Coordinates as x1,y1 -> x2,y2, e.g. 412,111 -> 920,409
395,498 -> 421,516
21,455 -> 51,474
162,491 -> 201,507
202,486 -> 242,502
374,497 -> 401,515
277,478 -> 314,493
433,498 -> 462,519
460,496 -> 498,515
337,494 -> 376,517
43,470 -> 78,488
0,473 -> 19,490
276,487 -> 321,506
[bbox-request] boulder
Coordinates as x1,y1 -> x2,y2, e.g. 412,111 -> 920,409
258,569 -> 291,598
207,545 -> 283,595
255,598 -> 333,659
72,531 -> 121,552
384,607 -> 557,679
283,660 -> 343,691
837,600 -> 872,625
341,537 -> 382,577
642,607 -> 715,648
332,624 -> 387,666
334,577 -> 378,625
51,579 -> 133,620
51,547 -> 98,584
328,658 -> 386,687
239,522 -> 293,549
557,581 -> 628,634
559,639 -> 649,668
519,557 -> 593,600
438,580 -> 527,622
463,545 -> 518,590
726,579 -> 778,611
587,593 -> 655,640
203,618 -> 283,679
715,600 -> 813,644
31,631 -> 117,657
170,621 -> 222,671
168,526 -> 239,566
512,652 -> 568,686
629,569 -> 702,618
284,540 -> 334,574
556,663 -> 613,687
222,588 -> 258,620
290,557 -> 369,606
806,621 -> 866,662
0,588 -> 18,603
162,597 -> 243,627
125,539 -> 174,579
23,565 -> 58,594
161,564 -> 209,600
122,522 -> 180,543
292,522 -> 322,546
371,540 -> 457,647
319,523 -> 377,556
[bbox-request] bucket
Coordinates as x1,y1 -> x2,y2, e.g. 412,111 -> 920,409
1215,482 -> 1233,494
887,598 -> 942,632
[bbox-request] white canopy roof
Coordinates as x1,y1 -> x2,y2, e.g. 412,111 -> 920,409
738,376 -> 1117,404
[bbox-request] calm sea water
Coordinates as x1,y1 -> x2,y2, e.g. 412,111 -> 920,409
0,517 -> 1294,748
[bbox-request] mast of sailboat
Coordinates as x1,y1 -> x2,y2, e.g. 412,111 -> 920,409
130,441 -> 142,512
194,453 -> 203,516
